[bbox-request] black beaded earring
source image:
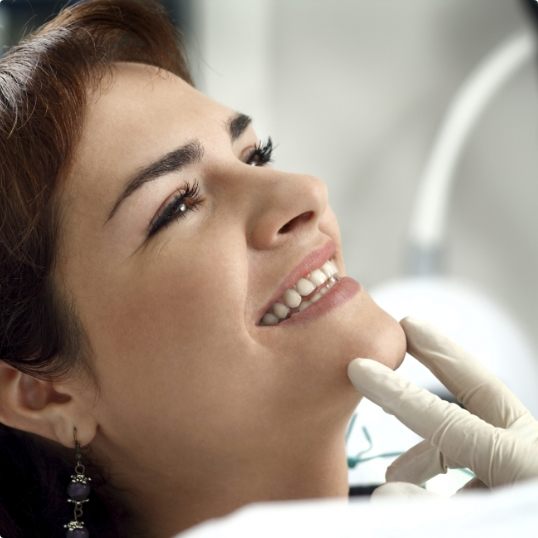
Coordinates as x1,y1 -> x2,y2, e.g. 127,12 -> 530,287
64,426 -> 92,538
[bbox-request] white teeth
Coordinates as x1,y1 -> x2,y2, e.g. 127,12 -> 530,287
309,269 -> 328,287
272,302 -> 290,319
260,258 -> 340,326
283,288 -> 302,309
261,312 -> 279,325
321,260 -> 338,278
295,278 -> 316,296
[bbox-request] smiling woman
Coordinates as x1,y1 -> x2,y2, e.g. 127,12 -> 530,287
0,1 -> 405,537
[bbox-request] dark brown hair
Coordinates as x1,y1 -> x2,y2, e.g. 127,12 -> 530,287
0,1 -> 192,535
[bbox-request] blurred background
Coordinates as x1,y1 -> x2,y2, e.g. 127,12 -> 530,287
1,0 -> 537,492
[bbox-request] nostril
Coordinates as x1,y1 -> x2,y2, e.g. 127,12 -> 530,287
278,211 -> 314,234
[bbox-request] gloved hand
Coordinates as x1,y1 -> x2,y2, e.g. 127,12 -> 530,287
347,316 -> 538,493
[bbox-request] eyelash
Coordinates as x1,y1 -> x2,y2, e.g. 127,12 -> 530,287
147,137 -> 275,237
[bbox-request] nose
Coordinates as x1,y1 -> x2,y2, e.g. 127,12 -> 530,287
247,168 -> 329,250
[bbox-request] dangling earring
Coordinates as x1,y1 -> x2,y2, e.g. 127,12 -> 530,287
64,426 -> 91,538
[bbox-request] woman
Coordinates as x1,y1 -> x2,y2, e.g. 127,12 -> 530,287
0,1 -> 406,536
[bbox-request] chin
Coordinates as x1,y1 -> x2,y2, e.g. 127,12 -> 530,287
272,288 -> 406,428
275,285 -> 407,417
309,290 -> 407,421
362,293 -> 406,370
330,290 -> 407,372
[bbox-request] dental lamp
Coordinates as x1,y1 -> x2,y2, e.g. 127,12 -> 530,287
370,31 -> 538,418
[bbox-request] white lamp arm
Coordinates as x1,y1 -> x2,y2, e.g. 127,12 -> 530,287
408,31 -> 536,274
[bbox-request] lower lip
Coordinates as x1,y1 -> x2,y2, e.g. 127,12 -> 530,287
273,276 -> 361,327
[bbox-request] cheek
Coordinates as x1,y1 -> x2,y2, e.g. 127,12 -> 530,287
84,254 -> 270,448
86,244 -> 260,394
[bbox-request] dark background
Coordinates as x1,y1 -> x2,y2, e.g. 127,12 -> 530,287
0,0 -> 192,53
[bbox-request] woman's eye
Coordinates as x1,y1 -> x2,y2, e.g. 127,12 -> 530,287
246,137 -> 274,166
147,138 -> 275,238
147,180 -> 204,237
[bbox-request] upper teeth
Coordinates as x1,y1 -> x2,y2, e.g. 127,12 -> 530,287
260,259 -> 339,326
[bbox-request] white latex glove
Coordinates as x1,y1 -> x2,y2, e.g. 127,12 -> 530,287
347,316 -> 538,494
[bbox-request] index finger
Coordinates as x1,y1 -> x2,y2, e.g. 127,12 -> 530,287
347,357 -> 506,486
401,316 -> 530,428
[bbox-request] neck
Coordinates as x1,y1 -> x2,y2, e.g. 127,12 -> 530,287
124,424 -> 351,538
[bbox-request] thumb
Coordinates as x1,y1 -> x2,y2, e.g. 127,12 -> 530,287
386,440 -> 461,484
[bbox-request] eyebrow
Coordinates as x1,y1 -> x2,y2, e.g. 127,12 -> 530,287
105,112 -> 252,224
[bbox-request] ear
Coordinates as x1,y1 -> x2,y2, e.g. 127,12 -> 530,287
0,361 -> 97,448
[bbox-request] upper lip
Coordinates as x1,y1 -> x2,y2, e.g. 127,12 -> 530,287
255,238 -> 337,325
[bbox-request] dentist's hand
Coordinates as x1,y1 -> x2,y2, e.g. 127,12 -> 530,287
347,317 -> 538,491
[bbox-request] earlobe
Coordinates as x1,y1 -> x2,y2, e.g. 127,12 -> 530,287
0,361 -> 97,449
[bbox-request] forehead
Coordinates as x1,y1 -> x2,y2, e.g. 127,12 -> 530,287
75,62 -> 226,168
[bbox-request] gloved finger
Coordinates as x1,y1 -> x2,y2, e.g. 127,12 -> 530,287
347,358 -> 505,486
508,412 -> 538,441
491,438 -> 538,485
401,316 -> 530,428
385,440 -> 459,484
370,482 -> 439,501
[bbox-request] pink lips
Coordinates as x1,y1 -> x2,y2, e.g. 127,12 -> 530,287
255,238 -> 337,325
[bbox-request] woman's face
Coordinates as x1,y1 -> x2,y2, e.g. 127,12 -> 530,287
57,62 -> 405,476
